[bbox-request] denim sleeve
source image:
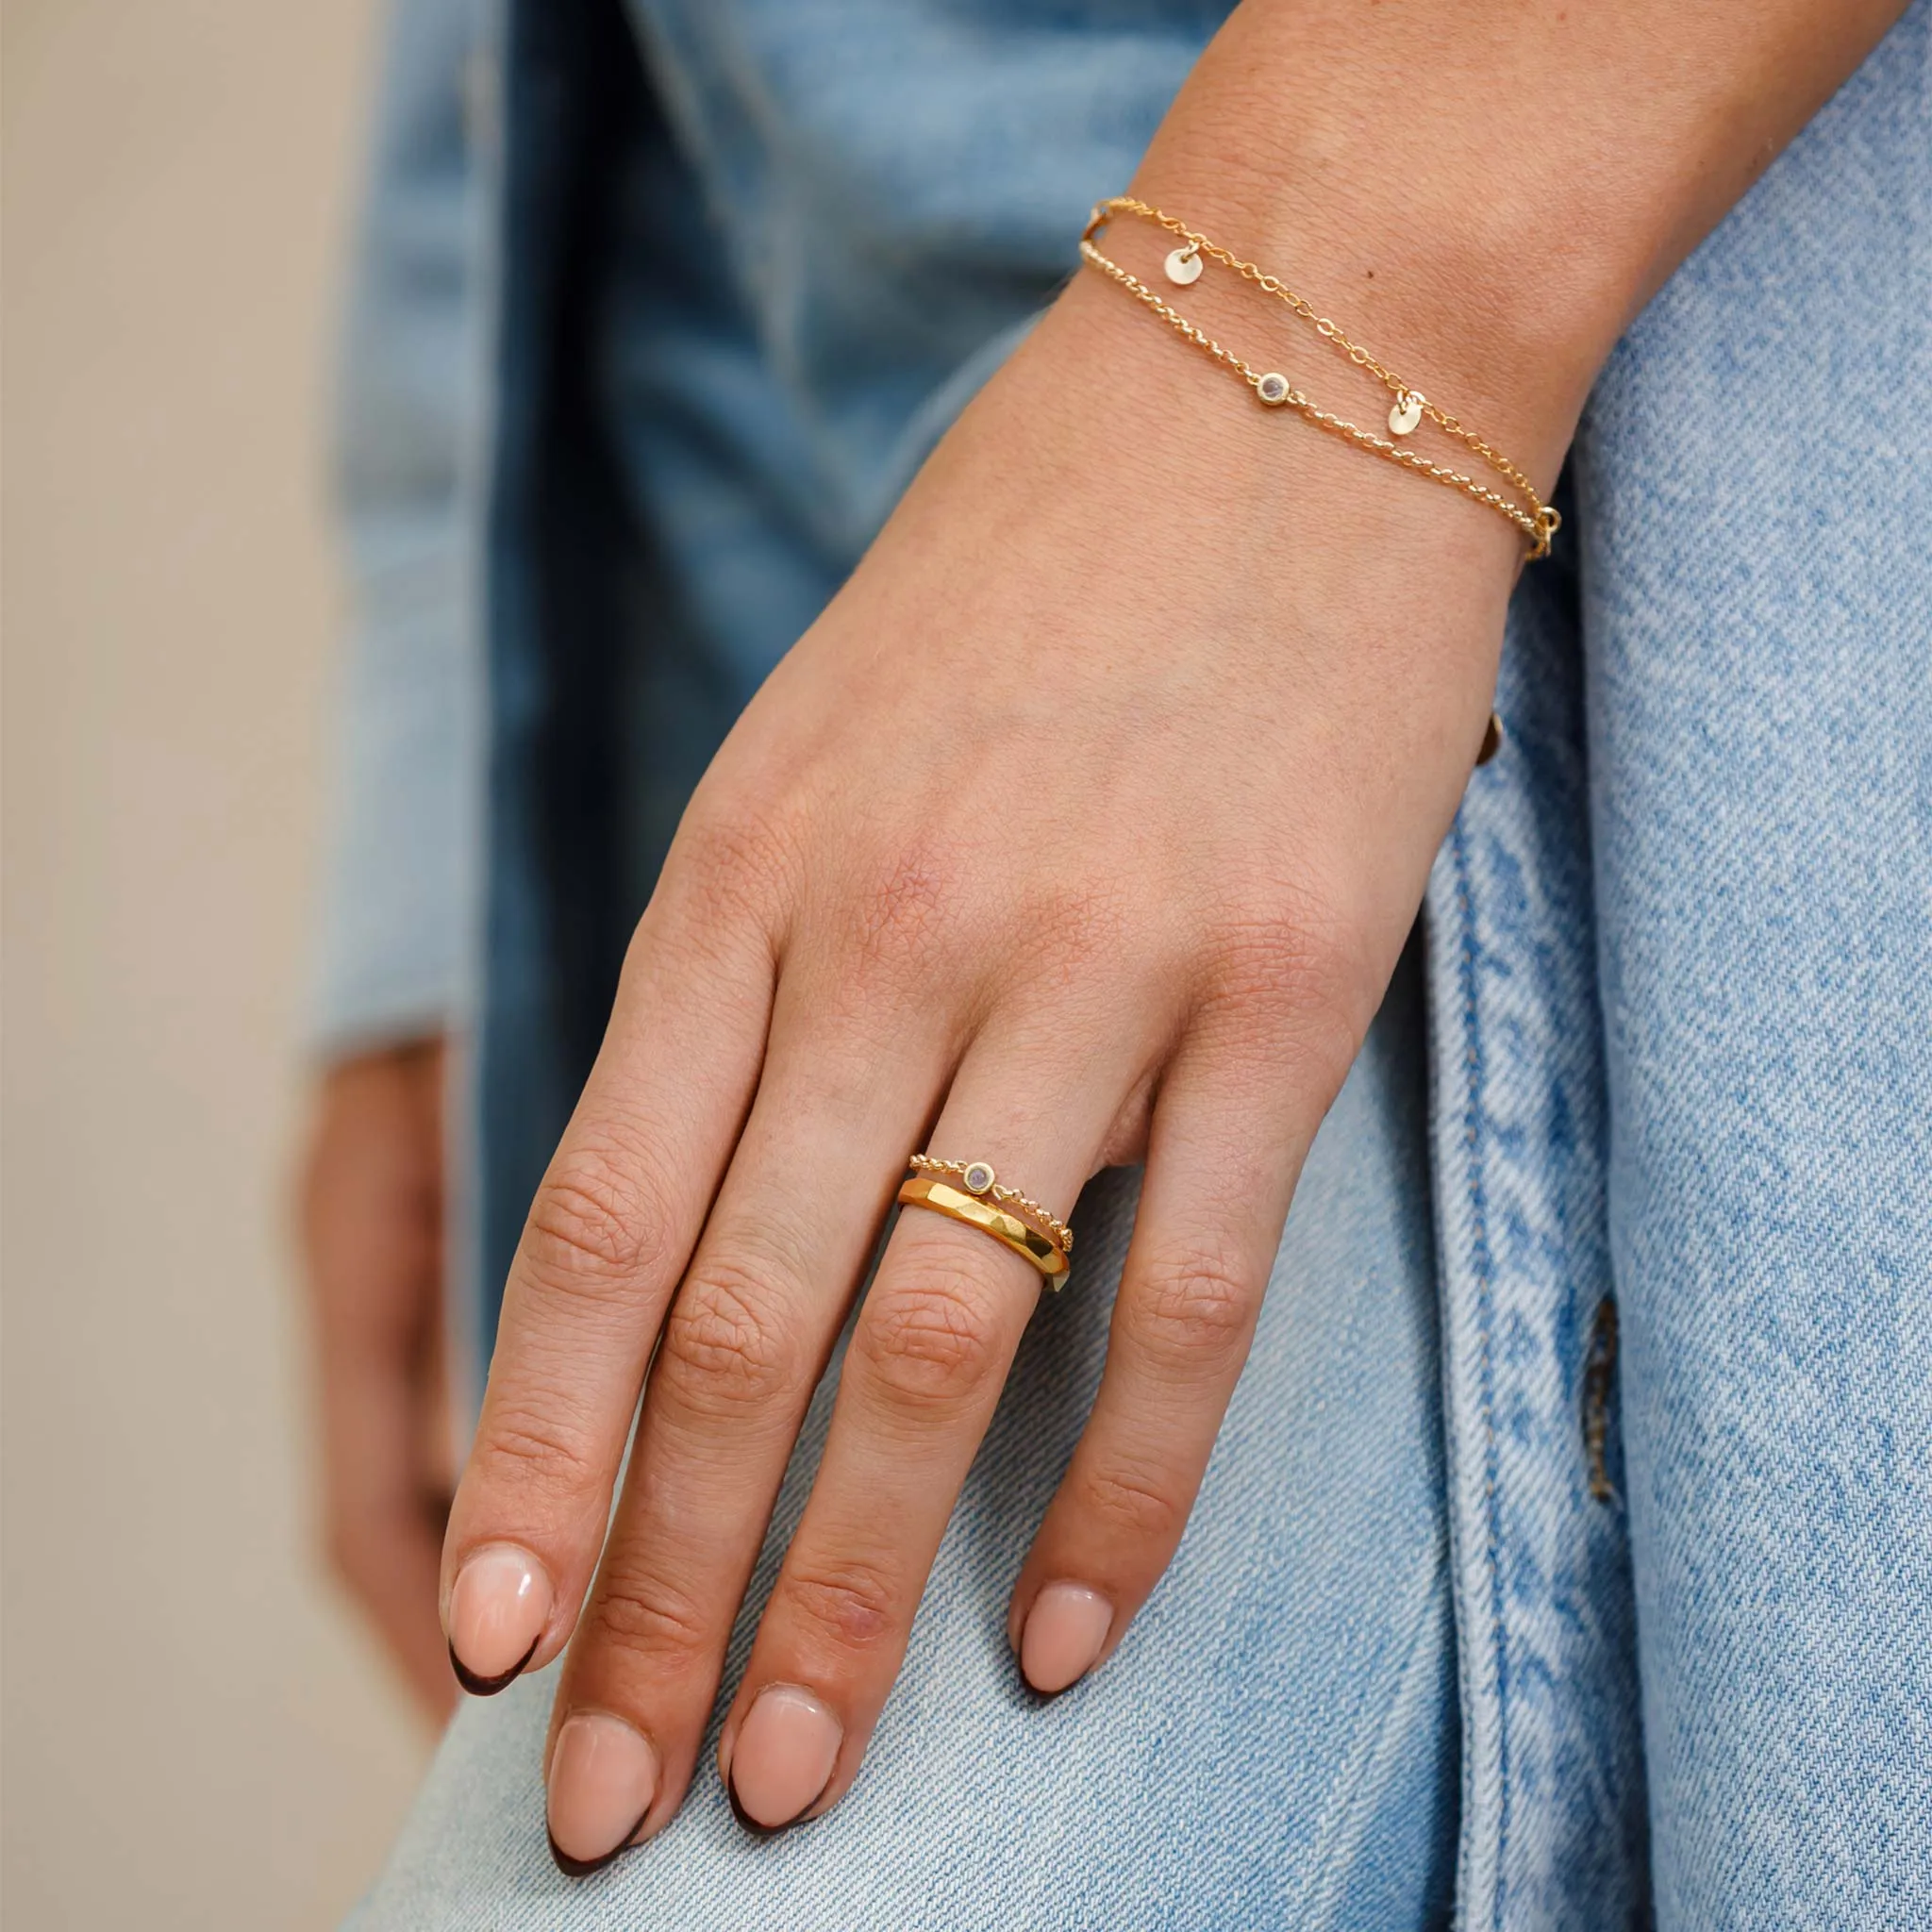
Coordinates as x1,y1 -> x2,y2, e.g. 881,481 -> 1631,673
313,0 -> 485,1056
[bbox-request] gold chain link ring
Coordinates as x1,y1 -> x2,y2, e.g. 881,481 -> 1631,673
902,1156 -> 1074,1287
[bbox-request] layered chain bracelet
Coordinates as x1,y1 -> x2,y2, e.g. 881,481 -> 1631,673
1080,197 -> 1558,558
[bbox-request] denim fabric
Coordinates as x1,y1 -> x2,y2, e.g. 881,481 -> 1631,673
351,954 -> 1463,1930
1573,18 -> 1932,1919
315,0 -> 489,1055
1423,543 -> 1647,1931
326,0 -> 1930,1923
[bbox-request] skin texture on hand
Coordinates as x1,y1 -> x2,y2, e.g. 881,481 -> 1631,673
418,0 -> 1907,1874
301,1039 -> 456,1722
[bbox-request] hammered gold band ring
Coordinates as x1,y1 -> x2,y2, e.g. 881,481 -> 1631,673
896,1158 -> 1072,1288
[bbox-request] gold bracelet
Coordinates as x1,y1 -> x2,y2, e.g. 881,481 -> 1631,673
1080,197 -> 1559,559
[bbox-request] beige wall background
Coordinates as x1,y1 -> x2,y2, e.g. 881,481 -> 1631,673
3,2 -> 436,1925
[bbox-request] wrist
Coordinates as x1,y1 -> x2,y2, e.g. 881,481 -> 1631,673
1108,159 -> 1616,503
1120,2 -> 1760,489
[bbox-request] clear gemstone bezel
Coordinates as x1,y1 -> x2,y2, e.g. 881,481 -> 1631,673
962,1162 -> 995,1194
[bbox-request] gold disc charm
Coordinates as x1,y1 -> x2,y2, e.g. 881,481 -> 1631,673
1256,372 -> 1291,407
1163,244 -> 1203,287
1389,391 -> 1424,437
962,1161 -> 995,1194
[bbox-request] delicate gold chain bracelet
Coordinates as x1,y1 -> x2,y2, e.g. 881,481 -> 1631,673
1080,197 -> 1558,558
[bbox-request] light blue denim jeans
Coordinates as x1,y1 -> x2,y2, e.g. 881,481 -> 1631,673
353,951 -> 1464,1929
328,2 -> 1931,1924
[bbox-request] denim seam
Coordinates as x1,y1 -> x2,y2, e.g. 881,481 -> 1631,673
1455,821 -> 1514,1932
1429,817 -> 1512,1932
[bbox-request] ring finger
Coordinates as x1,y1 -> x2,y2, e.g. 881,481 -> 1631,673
713,1013 -> 1146,1831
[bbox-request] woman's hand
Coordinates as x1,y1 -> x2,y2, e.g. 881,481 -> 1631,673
435,0 -> 1902,1863
302,1040 -> 456,1722
441,233 -> 1535,1865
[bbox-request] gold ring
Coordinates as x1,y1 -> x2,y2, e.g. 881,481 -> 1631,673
904,1155 -> 1074,1254
896,1173 -> 1071,1288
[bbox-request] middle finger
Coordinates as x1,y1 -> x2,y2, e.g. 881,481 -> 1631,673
542,992 -> 948,1872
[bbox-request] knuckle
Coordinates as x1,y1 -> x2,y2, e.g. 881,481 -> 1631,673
857,1261 -> 1008,1410
658,1258 -> 802,1415
1124,1238 -> 1257,1372
842,838 -> 961,984
1012,876 -> 1138,983
1203,889 -> 1364,1028
1078,1458 -> 1188,1546
1192,896 -> 1371,1105
523,1145 -> 674,1306
588,1566 -> 713,1667
668,801 -> 801,931
780,1556 -> 900,1656
471,1394 -> 602,1504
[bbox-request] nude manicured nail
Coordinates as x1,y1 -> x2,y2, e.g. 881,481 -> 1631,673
727,1685 -> 842,1830
447,1543 -> 551,1694
1021,1583 -> 1113,1695
547,1712 -> 658,1876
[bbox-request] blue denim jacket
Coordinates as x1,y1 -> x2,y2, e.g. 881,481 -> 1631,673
323,3 -> 1931,1923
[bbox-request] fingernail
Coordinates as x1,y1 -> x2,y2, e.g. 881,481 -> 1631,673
447,1543 -> 551,1695
546,1712 -> 658,1876
1020,1583 -> 1113,1695
726,1685 -> 842,1831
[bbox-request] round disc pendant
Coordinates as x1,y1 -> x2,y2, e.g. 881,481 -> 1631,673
1389,391 -> 1424,437
1164,246 -> 1203,287
962,1162 -> 995,1194
1256,372 -> 1291,407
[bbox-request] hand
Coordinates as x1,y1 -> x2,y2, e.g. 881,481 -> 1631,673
438,225 -> 1541,1871
301,1039 -> 456,1722
424,0 -> 1895,1872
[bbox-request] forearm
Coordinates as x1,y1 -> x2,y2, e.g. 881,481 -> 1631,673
1114,0 -> 1909,478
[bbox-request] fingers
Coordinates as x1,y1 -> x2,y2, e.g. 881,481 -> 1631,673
1008,1024 -> 1336,1695
541,1007 -> 946,1867
714,1018 -> 1134,1830
301,1044 -> 457,1721
441,865 -> 778,1695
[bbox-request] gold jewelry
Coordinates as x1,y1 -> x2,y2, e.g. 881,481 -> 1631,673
898,1158 -> 1072,1287
1080,197 -> 1559,558
897,1177 -> 1071,1285
905,1155 -> 1074,1254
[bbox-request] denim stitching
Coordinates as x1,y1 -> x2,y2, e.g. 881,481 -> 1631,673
1452,819 -> 1514,1930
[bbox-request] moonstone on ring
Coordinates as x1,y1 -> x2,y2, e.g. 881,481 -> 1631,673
899,1154 -> 1074,1285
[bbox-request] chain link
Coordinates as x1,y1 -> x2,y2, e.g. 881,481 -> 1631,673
1081,198 -> 1558,558
907,1155 -> 1074,1255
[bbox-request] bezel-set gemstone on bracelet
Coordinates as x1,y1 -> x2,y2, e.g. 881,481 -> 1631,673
1078,195 -> 1560,558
